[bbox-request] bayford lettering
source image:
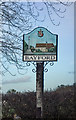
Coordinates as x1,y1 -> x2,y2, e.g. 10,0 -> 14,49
23,55 -> 56,61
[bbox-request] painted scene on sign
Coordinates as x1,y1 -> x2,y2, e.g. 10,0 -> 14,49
23,27 -> 58,55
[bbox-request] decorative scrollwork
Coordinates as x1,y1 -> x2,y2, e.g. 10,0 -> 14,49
50,62 -> 54,66
32,68 -> 36,73
25,62 -> 37,73
26,62 -> 31,66
44,68 -> 48,72
44,62 -> 54,72
31,62 -> 37,73
25,61 -> 54,73
44,61 -> 49,68
31,62 -> 37,68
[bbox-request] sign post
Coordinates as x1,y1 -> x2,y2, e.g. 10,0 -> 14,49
23,27 -> 58,118
36,62 -> 44,118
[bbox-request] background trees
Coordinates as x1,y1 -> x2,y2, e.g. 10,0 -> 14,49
0,1 -> 72,75
2,84 -> 75,119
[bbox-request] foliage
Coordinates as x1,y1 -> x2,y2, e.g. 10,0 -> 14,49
36,49 -> 42,52
2,84 -> 76,119
30,46 -> 35,52
7,89 -> 17,94
48,46 -> 56,52
0,1 -> 72,75
48,47 -> 54,52
24,41 -> 28,53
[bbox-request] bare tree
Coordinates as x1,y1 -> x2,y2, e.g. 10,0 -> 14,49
0,1 -> 72,75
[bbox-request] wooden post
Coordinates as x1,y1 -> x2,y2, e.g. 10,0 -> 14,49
36,62 -> 44,118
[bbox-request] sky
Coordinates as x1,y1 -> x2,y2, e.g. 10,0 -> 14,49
2,1 -> 74,93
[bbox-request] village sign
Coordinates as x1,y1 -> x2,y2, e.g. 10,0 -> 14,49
23,27 -> 58,118
23,27 -> 58,62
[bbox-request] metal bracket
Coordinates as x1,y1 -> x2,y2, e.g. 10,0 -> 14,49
25,61 -> 54,73
25,62 -> 37,73
44,62 -> 54,72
